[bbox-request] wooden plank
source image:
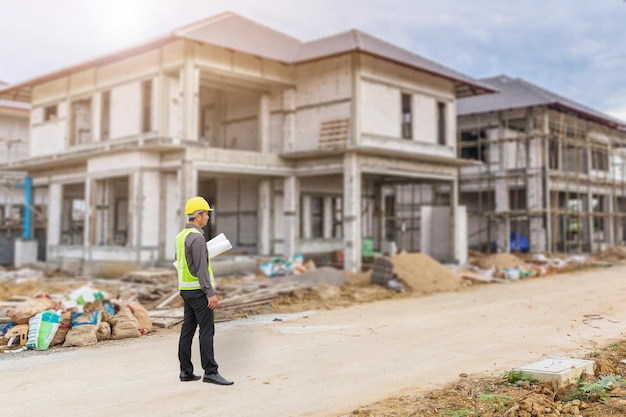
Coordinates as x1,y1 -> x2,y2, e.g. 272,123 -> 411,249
153,290 -> 180,310
151,317 -> 183,328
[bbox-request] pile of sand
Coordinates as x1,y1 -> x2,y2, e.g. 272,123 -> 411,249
390,253 -> 461,294
473,253 -> 529,270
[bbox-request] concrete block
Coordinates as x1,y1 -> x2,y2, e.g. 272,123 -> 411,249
14,239 -> 38,267
517,357 -> 595,386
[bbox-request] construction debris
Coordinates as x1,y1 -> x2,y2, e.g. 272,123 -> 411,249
2,247 -> 621,353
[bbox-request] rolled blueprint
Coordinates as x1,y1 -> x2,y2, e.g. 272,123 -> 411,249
206,233 -> 232,259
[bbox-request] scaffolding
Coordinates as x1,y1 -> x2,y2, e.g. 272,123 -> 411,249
458,106 -> 626,254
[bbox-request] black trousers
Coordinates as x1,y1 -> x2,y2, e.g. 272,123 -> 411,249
178,289 -> 218,375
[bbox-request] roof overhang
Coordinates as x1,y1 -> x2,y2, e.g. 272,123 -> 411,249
0,35 -> 176,103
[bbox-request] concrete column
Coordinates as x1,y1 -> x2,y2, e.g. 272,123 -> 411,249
343,153 -> 361,273
606,195 -> 615,246
178,161 -> 198,215
127,172 -> 138,248
257,179 -> 272,256
586,192 -> 594,253
495,116 -> 509,252
527,111 -> 546,252
350,53 -> 361,147
323,196 -> 333,238
47,183 -> 63,246
374,183 -> 384,249
282,89 -> 296,152
543,112 -> 553,252
182,44 -> 199,140
92,92 -> 101,143
301,195 -> 312,239
349,53 -> 361,146
84,178 -> 94,248
93,179 -> 109,246
450,177 -> 460,263
258,94 -> 270,153
494,178 -> 509,252
283,176 -> 299,258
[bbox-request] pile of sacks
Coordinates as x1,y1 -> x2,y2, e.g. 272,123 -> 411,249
1,285 -> 152,352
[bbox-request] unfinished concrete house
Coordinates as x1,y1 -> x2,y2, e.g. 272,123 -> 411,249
457,75 -> 626,254
0,80 -> 39,264
0,12 -> 493,274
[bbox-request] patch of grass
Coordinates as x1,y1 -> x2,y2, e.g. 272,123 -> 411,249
565,375 -> 625,402
501,369 -> 537,386
479,393 -> 513,412
438,410 -> 473,417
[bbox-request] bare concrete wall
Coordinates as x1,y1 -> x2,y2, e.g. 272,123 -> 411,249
216,177 -> 258,251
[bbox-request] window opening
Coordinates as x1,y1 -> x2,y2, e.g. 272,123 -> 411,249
142,80 -> 153,133
437,102 -> 446,145
401,93 -> 412,139
101,90 -> 111,141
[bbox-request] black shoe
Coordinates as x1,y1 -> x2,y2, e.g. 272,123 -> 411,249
179,371 -> 201,382
203,373 -> 234,385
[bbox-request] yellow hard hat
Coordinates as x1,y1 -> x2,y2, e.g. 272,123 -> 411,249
184,196 -> 212,215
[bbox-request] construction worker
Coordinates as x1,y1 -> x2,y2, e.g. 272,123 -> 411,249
175,196 -> 233,385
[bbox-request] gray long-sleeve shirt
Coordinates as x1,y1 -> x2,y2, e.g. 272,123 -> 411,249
181,224 -> 215,298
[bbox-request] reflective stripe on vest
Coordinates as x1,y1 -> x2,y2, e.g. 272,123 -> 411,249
175,228 -> 215,291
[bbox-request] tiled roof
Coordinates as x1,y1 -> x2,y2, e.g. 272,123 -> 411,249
458,75 -> 626,129
295,29 -> 493,97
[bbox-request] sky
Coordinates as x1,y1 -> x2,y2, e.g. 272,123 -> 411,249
1,0 -> 625,120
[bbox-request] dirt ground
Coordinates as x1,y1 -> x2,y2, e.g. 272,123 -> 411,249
3,253 -> 626,416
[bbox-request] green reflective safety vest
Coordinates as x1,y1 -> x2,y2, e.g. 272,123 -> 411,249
175,228 -> 215,291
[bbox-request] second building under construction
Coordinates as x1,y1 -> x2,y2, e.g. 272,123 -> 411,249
457,75 -> 626,254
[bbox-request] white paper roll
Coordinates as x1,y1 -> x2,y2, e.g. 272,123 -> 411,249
206,233 -> 232,259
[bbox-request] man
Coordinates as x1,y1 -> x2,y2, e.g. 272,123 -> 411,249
175,196 -> 233,385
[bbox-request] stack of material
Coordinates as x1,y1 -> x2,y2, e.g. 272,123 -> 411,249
473,253 -> 530,271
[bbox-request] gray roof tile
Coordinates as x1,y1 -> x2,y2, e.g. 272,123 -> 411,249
458,75 -> 626,129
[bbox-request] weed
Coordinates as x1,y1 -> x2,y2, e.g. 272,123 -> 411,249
501,369 -> 537,386
565,375 -> 624,402
481,384 -> 494,393
439,410 -> 473,417
479,393 -> 512,412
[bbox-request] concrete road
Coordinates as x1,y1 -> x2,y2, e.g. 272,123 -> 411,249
2,265 -> 625,417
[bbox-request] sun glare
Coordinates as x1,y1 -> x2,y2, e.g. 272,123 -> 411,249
95,0 -> 154,45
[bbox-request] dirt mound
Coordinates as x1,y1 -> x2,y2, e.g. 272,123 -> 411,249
595,246 -> 626,261
390,253 -> 462,294
473,253 -> 529,270
268,284 -> 402,313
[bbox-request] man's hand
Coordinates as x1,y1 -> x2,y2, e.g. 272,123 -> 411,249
207,295 -> 218,310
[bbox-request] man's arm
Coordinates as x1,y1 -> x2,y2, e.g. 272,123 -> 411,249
186,234 -> 216,298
